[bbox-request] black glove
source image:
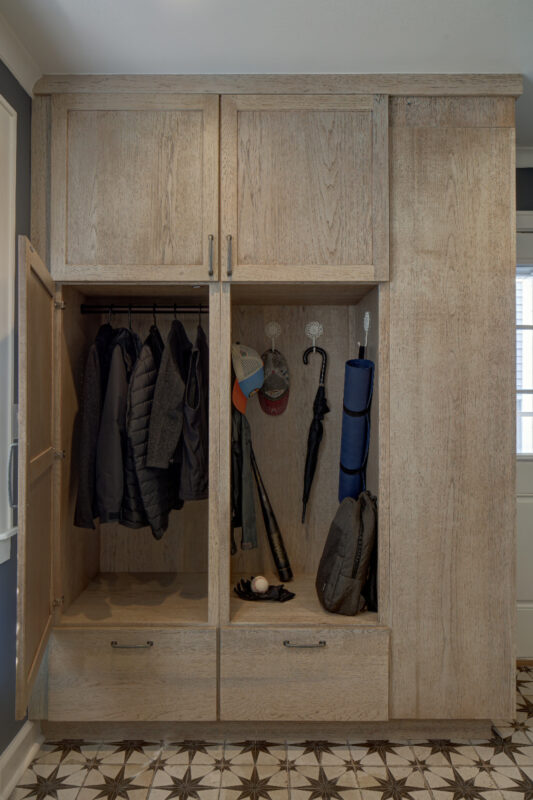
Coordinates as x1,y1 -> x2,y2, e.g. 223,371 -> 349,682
233,578 -> 295,602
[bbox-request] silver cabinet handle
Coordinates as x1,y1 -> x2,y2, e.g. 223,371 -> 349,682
208,234 -> 214,278
226,234 -> 233,277
283,640 -> 326,649
8,440 -> 17,510
111,640 -> 153,649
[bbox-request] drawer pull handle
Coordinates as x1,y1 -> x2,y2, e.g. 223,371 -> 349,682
283,640 -> 326,649
110,640 -> 154,649
208,234 -> 214,277
226,234 -> 233,277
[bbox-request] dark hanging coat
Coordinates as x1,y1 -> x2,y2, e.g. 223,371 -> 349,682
127,326 -> 169,539
231,407 -> 257,550
146,320 -> 191,470
179,325 -> 209,501
95,328 -> 142,524
74,323 -> 115,529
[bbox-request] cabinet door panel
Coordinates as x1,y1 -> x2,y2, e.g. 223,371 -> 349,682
51,94 -> 219,282
388,98 -> 516,719
221,94 -> 388,282
16,237 -> 57,718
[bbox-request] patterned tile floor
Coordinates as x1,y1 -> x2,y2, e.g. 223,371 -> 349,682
9,667 -> 533,800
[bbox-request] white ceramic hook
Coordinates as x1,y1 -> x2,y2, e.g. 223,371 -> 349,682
305,320 -> 324,351
265,321 -> 281,351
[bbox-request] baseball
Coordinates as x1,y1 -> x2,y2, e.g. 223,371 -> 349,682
251,575 -> 269,594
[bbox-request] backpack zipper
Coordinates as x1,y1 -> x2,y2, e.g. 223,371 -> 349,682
351,496 -> 366,579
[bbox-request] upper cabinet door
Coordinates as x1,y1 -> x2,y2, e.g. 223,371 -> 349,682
16,237 -> 57,718
221,94 -> 389,282
51,94 -> 219,282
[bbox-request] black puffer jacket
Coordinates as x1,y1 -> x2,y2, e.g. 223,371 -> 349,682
95,328 -> 142,524
127,326 -> 169,539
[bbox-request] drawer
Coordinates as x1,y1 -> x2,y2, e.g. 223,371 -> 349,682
220,626 -> 390,721
48,627 -> 217,721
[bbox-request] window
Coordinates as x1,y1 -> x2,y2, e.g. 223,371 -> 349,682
517,266 -> 533,455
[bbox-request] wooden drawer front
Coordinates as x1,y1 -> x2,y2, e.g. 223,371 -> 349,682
48,628 -> 217,721
220,626 -> 389,721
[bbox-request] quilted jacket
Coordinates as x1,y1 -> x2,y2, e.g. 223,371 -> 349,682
127,326 -> 169,539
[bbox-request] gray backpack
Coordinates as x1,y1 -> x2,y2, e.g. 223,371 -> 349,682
315,492 -> 377,615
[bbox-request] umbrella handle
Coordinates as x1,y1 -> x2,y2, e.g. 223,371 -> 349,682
303,346 -> 327,385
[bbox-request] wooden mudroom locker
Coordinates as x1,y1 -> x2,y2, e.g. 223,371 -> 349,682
16,74 -> 520,735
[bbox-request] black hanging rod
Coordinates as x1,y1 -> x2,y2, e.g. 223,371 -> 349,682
80,303 -> 208,315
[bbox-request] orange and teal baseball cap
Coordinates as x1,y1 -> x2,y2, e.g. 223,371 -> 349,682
231,343 -> 264,414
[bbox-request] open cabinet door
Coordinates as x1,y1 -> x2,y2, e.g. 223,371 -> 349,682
15,236 -> 57,718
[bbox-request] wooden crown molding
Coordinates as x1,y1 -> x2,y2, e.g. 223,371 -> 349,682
33,73 -> 523,97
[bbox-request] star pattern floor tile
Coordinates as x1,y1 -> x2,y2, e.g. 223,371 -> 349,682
161,741 -> 224,765
10,762 -> 87,800
76,764 -> 153,800
225,741 -> 287,766
10,669 -> 533,800
423,766 -> 504,800
286,742 -> 351,767
355,765 -> 430,799
149,764 -> 221,800
349,741 -> 414,767
290,765 -> 359,800
219,764 -> 289,799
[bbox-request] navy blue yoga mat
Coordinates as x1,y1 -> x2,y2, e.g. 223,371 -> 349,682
338,358 -> 375,502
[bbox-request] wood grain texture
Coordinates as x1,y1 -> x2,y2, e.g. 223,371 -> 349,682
30,96 -> 51,265
16,237 -> 56,719
41,718 -> 493,740
388,100 -> 516,720
390,96 -> 515,128
230,573 -> 379,626
229,283 -> 377,305
57,286 -> 101,614
220,626 -> 389,721
57,573 -> 208,626
48,627 -> 217,721
218,283 -> 233,625
34,73 -> 524,97
221,95 -> 382,280
98,507 -> 208,574
50,94 -> 219,282
208,284 -> 221,625
372,96 -> 389,280
230,304 -> 379,578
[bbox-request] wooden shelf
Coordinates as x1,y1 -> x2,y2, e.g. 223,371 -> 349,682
58,573 -> 208,627
230,573 -> 381,627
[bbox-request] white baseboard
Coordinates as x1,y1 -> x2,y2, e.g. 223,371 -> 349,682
0,721 -> 43,800
518,602 -> 533,660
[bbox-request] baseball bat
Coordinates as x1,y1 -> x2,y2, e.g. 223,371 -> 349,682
250,446 -> 293,582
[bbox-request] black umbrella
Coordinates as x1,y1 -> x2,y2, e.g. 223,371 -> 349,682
301,346 -> 330,523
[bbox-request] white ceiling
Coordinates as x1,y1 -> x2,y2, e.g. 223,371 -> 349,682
1,0 -> 533,145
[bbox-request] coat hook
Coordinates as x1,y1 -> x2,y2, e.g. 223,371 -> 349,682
108,304 -> 113,325
152,303 -> 157,326
304,320 -> 323,352
265,321 -> 281,352
128,305 -> 132,330
173,303 -> 177,320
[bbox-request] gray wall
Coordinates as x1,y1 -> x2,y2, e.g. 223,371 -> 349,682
0,58 -> 31,755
